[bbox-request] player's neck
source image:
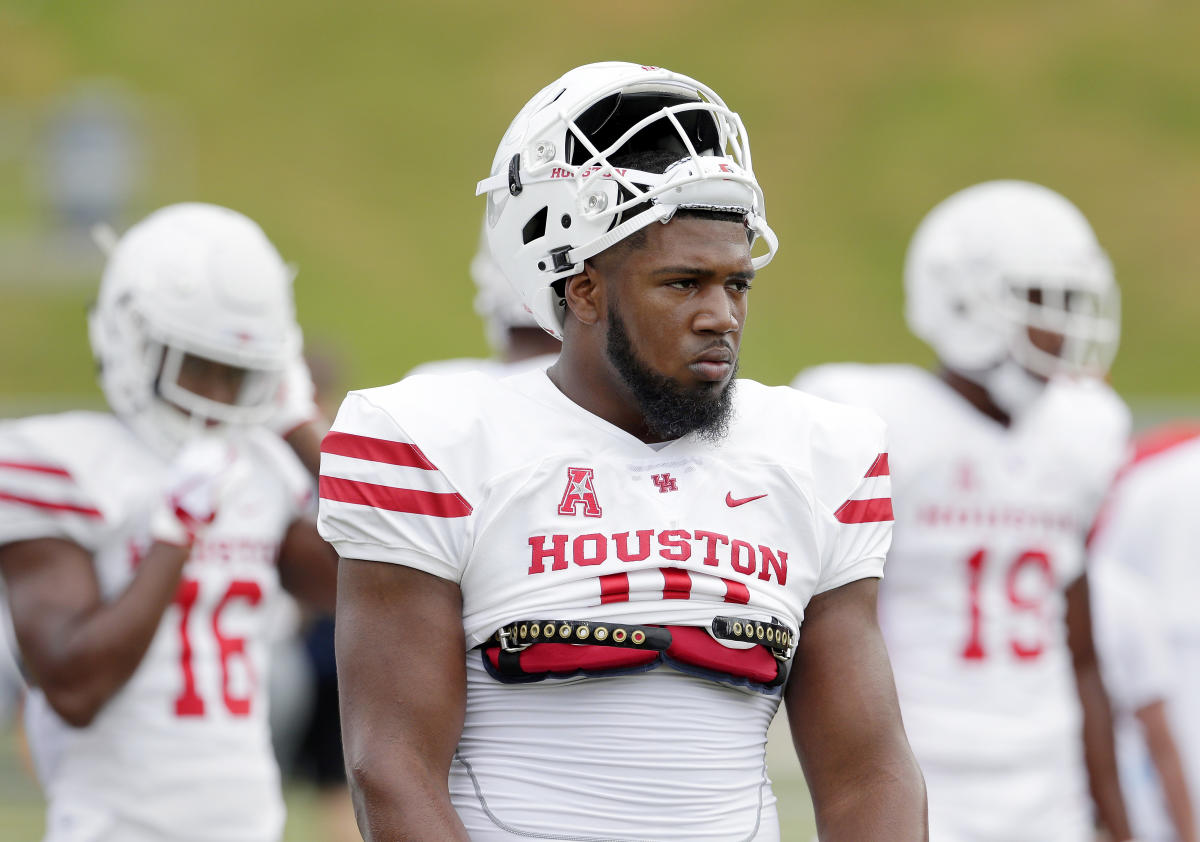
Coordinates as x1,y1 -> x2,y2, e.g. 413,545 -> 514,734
546,349 -> 659,444
939,366 -> 1013,428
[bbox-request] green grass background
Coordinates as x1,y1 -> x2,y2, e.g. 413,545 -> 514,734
2,0 -> 1199,837
3,1 -> 1200,403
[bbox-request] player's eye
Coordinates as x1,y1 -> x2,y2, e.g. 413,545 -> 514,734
727,280 -> 752,293
667,278 -> 699,290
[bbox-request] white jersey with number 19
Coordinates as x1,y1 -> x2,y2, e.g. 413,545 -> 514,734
318,368 -> 894,841
0,411 -> 312,842
793,363 -> 1130,842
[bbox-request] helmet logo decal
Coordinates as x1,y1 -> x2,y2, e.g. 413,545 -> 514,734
549,166 -> 628,180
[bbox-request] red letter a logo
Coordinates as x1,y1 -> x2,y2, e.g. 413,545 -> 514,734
558,467 -> 602,517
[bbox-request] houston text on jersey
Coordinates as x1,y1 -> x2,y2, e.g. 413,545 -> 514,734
527,528 -> 788,585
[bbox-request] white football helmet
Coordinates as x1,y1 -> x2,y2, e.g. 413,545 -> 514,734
905,180 -> 1119,405
468,219 -> 542,353
88,203 -> 301,454
476,61 -> 778,339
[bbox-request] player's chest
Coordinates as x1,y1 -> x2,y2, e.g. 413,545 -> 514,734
894,435 -> 1085,537
474,453 -> 817,587
93,473 -> 290,597
888,442 -> 1087,592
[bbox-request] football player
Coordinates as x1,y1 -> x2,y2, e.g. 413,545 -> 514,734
794,180 -> 1134,841
320,62 -> 927,840
0,203 -> 337,842
406,220 -> 560,378
1090,426 -> 1200,842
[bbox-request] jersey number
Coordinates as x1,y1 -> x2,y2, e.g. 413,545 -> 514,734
172,578 -> 263,717
961,548 -> 1054,661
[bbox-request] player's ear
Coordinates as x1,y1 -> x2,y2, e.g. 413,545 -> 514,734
562,263 -> 603,327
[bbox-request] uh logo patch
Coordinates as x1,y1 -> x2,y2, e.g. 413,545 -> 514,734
558,467 -> 603,517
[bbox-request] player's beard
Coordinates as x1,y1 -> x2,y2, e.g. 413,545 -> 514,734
605,307 -> 736,444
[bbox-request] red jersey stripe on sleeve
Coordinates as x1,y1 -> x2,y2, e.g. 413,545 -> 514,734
318,475 -> 472,518
0,490 -> 102,519
599,572 -> 630,604
834,497 -> 894,524
662,567 -> 692,600
1129,422 -> 1200,467
0,461 -> 72,478
321,431 -> 438,470
864,452 -> 889,478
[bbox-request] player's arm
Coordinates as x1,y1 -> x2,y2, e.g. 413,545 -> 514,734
1136,699 -> 1199,842
0,536 -> 190,727
277,518 -> 338,613
785,577 -> 927,840
269,353 -> 328,481
1066,571 -> 1134,841
336,557 -> 469,841
0,435 -> 242,727
284,422 -> 325,480
266,350 -> 339,610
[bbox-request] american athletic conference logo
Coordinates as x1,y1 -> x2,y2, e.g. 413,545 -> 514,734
558,467 -> 602,517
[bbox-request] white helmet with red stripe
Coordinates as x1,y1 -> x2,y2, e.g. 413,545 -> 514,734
476,61 -> 778,339
88,203 -> 300,454
905,180 -> 1120,413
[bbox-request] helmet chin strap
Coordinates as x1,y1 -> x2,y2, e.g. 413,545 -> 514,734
981,358 -> 1047,418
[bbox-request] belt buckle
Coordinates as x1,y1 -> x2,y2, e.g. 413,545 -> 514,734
497,626 -> 530,653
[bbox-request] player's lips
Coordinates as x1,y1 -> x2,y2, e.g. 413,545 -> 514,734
689,346 -> 735,382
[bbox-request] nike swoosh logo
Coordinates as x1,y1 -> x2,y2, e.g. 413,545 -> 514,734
726,492 -> 768,507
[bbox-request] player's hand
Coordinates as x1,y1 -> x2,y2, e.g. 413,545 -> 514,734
150,436 -> 246,547
266,353 -> 320,438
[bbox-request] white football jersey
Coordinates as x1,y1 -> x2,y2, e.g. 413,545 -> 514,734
405,351 -> 557,379
1090,430 -> 1200,842
0,411 -> 312,841
794,364 -> 1130,840
318,368 -> 893,840
1090,555 -> 1176,842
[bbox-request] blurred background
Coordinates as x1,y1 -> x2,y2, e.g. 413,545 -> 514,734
2,0 -> 1198,837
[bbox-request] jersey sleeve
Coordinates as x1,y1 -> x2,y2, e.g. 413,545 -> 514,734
792,363 -> 866,406
0,419 -> 106,550
817,450 -> 893,595
806,400 -> 894,595
1038,379 -> 1132,526
1090,560 -> 1171,713
317,390 -> 474,582
246,428 -> 316,520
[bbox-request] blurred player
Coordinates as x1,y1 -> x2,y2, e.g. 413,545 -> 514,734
1090,425 -> 1200,841
407,222 -> 560,378
321,62 -> 927,840
794,180 -> 1133,841
0,203 -> 336,842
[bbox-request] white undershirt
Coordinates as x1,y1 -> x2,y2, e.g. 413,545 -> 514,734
449,655 -> 782,841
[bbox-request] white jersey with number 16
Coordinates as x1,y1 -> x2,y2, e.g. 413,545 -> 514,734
0,411 -> 312,841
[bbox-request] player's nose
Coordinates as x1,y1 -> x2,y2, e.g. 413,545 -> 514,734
692,285 -> 740,335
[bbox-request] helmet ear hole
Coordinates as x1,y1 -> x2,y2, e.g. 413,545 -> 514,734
522,207 -> 549,245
